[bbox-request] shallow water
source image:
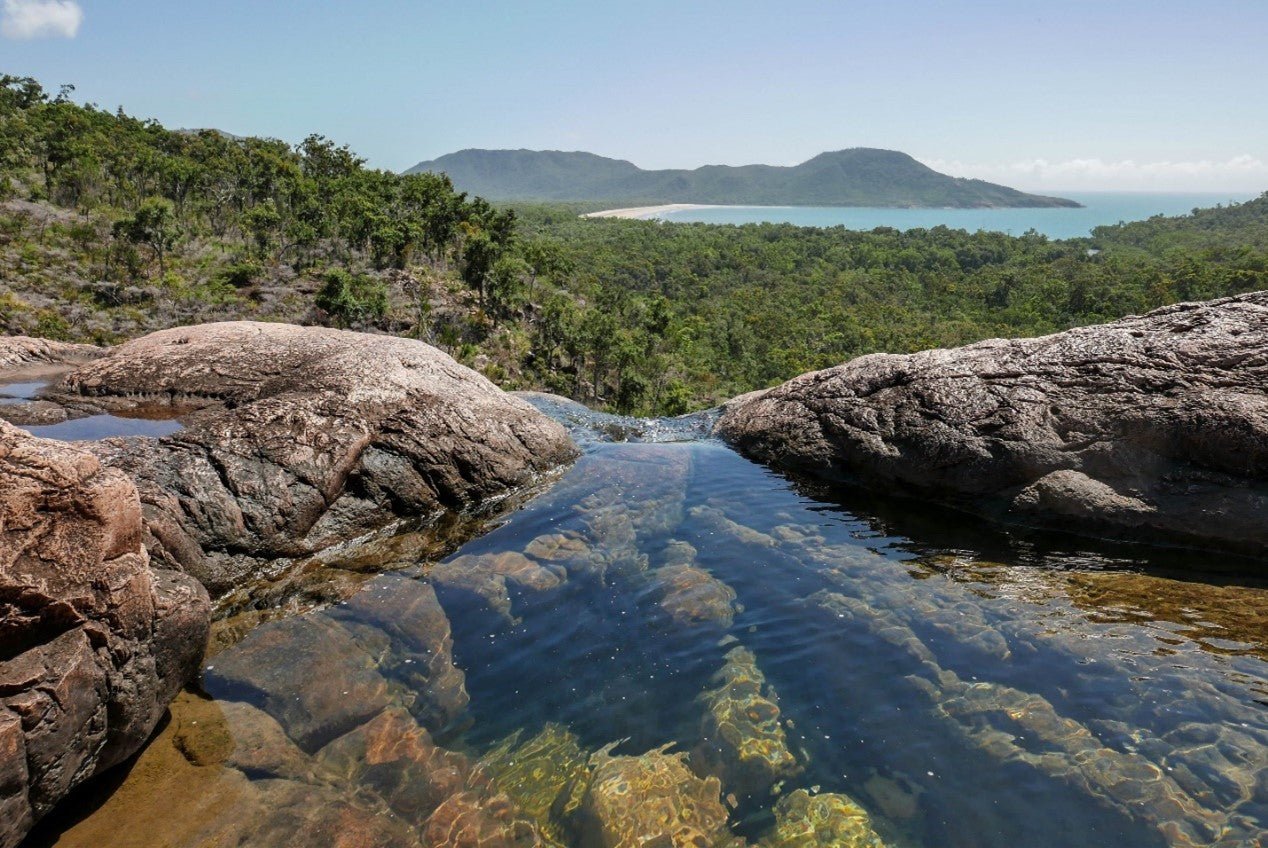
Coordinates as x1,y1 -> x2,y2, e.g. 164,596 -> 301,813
655,192 -> 1260,239
34,435 -> 1268,847
0,377 -> 184,440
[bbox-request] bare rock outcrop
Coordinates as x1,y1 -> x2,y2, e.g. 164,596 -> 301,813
50,322 -> 578,595
0,420 -> 209,848
0,336 -> 99,371
718,293 -> 1268,553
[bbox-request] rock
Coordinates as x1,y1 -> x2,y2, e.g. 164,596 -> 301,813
761,789 -> 887,848
0,335 -> 99,370
695,647 -> 800,797
649,562 -> 738,629
50,321 -> 576,595
0,420 -> 209,848
718,293 -> 1268,553
329,575 -> 470,735
575,746 -> 731,848
432,551 -> 567,624
203,614 -> 394,752
482,723 -> 592,841
206,572 -> 471,748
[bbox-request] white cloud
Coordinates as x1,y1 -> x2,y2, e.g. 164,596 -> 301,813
919,155 -> 1268,193
2,0 -> 82,40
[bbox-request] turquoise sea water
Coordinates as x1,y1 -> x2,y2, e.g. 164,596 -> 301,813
655,192 -> 1261,239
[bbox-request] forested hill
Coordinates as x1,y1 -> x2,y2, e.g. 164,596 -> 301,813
405,148 -> 1081,208
2,72 -> 1264,419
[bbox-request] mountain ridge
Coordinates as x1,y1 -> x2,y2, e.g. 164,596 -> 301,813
405,147 -> 1082,208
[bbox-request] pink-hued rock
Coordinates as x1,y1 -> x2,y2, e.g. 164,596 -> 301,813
53,321 -> 577,595
0,420 -> 209,848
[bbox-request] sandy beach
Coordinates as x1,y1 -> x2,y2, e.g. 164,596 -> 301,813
582,203 -> 718,220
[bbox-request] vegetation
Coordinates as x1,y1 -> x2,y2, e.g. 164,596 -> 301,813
2,73 -> 1266,418
406,148 -> 1081,207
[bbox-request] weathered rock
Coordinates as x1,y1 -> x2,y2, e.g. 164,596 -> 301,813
48,322 -> 576,595
695,647 -> 800,797
0,335 -> 99,370
0,420 -> 209,848
575,746 -> 731,848
761,789 -> 887,848
717,293 -> 1268,553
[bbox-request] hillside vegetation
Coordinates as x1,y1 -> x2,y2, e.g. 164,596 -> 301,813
2,73 -> 1266,417
406,148 -> 1080,208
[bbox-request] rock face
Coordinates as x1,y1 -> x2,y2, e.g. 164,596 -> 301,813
0,335 -> 99,370
53,322 -> 578,595
718,293 -> 1268,553
0,420 -> 209,848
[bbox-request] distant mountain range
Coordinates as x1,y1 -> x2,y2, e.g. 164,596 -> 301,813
404,148 -> 1081,208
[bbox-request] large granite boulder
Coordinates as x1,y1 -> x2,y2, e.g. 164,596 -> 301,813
0,420 -> 209,848
718,293 -> 1268,553
0,336 -> 99,370
49,322 -> 578,595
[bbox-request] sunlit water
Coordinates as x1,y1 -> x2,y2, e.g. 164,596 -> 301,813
29,411 -> 1268,847
654,192 -> 1260,239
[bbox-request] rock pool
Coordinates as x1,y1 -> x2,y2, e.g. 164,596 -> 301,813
26,425 -> 1268,847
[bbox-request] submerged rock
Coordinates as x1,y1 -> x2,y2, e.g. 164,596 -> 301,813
718,292 -> 1268,554
482,723 -> 592,842
575,745 -> 731,848
0,421 -> 209,848
695,647 -> 800,797
206,574 -> 470,748
50,321 -> 576,595
761,789 -> 887,848
432,550 -> 567,624
650,561 -> 739,629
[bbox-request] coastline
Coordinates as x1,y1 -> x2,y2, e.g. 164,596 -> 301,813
581,203 -> 719,220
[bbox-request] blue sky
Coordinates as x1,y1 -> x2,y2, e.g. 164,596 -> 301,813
3,0 -> 1267,191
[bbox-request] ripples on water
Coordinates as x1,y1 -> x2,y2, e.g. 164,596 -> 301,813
31,414 -> 1268,847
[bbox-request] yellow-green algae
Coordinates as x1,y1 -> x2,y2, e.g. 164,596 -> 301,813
575,744 -> 731,848
482,724 -> 592,845
760,789 -> 887,848
695,647 -> 801,797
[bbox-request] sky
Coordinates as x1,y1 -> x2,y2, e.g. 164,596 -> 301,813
3,0 -> 1267,192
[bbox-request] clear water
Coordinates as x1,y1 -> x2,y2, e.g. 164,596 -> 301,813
0,378 -> 184,440
39,432 -> 1268,847
19,415 -> 184,440
654,192 -> 1261,239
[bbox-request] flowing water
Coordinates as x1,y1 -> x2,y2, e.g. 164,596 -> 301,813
26,406 -> 1268,847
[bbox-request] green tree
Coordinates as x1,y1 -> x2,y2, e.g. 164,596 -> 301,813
112,197 -> 180,277
315,268 -> 388,328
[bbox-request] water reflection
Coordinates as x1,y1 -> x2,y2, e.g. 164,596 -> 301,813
32,440 -> 1268,848
0,377 -> 185,440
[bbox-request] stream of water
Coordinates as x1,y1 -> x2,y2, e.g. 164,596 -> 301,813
18,401 -> 1268,847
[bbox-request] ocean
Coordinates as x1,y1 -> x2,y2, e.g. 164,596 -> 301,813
653,191 -> 1261,239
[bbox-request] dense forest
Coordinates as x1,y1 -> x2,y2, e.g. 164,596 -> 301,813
2,74 -> 1266,415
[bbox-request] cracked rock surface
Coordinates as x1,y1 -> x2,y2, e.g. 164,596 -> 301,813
718,292 -> 1268,553
0,420 -> 210,848
50,321 -> 579,595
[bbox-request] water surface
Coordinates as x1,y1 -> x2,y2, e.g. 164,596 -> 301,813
34,434 -> 1268,847
655,192 -> 1259,239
